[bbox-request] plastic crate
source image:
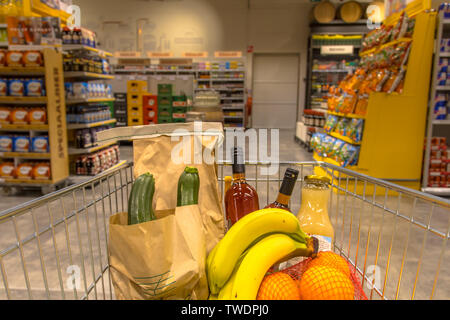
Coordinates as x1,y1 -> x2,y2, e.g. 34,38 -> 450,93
157,116 -> 172,123
157,84 -> 173,96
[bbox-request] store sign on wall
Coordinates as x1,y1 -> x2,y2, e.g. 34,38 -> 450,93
182,52 -> 208,58
147,52 -> 174,58
214,51 -> 242,58
320,45 -> 354,55
114,51 -> 141,58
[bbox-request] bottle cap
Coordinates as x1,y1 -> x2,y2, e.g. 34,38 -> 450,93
232,147 -> 245,174
279,168 -> 299,196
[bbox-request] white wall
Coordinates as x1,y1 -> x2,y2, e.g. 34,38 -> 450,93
73,0 -> 314,122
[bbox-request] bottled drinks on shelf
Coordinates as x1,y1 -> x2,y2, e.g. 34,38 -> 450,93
264,168 -> 299,212
224,147 -> 260,228
296,175 -> 334,252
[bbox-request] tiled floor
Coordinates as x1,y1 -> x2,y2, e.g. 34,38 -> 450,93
0,129 -> 448,300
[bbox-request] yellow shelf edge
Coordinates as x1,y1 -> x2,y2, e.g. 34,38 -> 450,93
327,111 -> 365,119
66,98 -> 115,105
0,178 -> 54,185
0,124 -> 49,131
0,67 -> 45,75
67,119 -> 116,130
0,152 -> 51,159
328,132 -> 361,146
64,72 -> 115,80
360,37 -> 413,57
0,96 -> 47,104
68,140 -> 117,155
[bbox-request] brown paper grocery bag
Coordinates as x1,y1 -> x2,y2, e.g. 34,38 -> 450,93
109,206 -> 209,300
98,122 -> 226,253
99,123 -> 225,300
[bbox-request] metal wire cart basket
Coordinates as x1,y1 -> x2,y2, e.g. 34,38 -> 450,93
0,161 -> 448,300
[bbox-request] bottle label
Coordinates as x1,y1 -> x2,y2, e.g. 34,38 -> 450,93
311,234 -> 332,252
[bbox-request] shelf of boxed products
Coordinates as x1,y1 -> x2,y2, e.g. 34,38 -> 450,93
69,160 -> 127,185
0,96 -> 47,104
0,123 -> 49,131
68,139 -> 118,155
66,119 -> 116,130
63,71 -> 115,81
0,67 -> 45,76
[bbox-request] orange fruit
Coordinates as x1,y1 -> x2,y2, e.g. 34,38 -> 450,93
257,272 -> 301,300
307,251 -> 350,277
298,265 -> 354,300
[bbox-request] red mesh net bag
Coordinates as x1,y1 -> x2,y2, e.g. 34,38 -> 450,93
279,251 -> 368,300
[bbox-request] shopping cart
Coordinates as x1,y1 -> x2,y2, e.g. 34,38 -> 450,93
0,160 -> 448,300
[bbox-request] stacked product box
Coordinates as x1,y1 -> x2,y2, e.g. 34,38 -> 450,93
66,105 -> 111,124
172,95 -> 188,123
428,137 -> 450,187
157,84 -> 173,123
143,94 -> 157,125
0,134 -> 49,153
114,93 -> 127,127
127,80 -> 147,126
0,161 -> 51,181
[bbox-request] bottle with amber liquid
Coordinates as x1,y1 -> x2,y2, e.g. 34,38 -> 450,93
264,168 -> 299,212
225,147 -> 259,228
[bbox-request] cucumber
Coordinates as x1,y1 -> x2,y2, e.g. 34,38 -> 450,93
128,172 -> 156,225
177,166 -> 200,206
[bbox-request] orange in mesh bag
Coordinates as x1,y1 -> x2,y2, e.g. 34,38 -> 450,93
281,251 -> 368,300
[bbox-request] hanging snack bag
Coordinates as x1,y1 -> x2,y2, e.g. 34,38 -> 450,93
321,135 -> 337,158
323,115 -> 338,133
390,12 -> 405,41
310,132 -> 323,152
339,143 -> 358,167
346,118 -> 364,143
387,69 -> 406,94
354,94 -> 369,116
334,117 -> 350,136
330,139 -> 345,162
341,90 -> 357,114
405,18 -> 416,38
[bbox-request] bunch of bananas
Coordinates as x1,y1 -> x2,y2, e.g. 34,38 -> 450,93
206,208 -> 317,300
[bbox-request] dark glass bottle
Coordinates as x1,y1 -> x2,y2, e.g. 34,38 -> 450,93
224,147 -> 259,228
264,168 -> 299,212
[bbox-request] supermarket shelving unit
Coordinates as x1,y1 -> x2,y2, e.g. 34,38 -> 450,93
112,59 -> 246,128
422,10 -> 450,196
62,45 -> 119,183
0,48 -> 69,194
296,27 -> 365,150
314,1 -> 436,194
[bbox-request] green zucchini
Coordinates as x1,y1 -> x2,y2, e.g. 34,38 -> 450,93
177,166 -> 200,206
128,172 -> 156,225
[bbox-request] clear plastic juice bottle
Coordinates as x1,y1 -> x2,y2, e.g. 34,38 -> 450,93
296,175 -> 334,252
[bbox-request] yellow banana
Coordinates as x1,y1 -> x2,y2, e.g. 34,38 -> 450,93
208,294 -> 218,300
217,247 -> 249,300
208,208 -> 308,293
230,233 -> 308,300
